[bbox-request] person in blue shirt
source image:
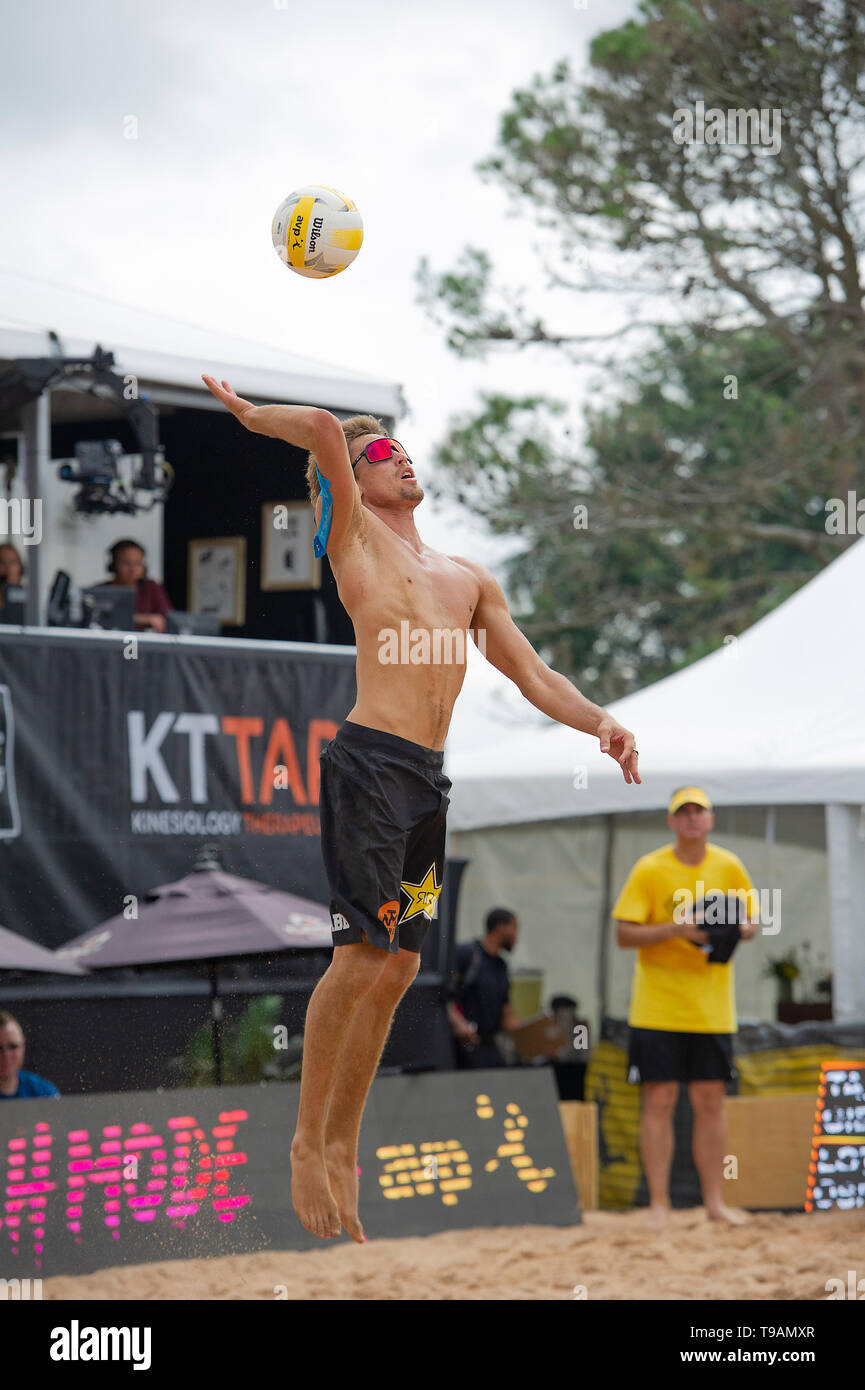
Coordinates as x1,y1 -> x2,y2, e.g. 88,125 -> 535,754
0,1012 -> 60,1099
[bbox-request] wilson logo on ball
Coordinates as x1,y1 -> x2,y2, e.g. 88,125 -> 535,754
272,184 -> 363,280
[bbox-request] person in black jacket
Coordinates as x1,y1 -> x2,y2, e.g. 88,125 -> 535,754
447,908 -> 521,1068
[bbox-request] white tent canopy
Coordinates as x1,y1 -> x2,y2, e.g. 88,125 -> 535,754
444,538 -> 865,1024
0,267 -> 403,418
447,536 -> 865,827
0,268 -> 402,624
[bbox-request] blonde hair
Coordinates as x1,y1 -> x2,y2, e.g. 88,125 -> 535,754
0,1011 -> 22,1033
305,414 -> 388,505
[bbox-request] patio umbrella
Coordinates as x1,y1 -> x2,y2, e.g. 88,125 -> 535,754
55,854 -> 332,1081
0,924 -> 88,976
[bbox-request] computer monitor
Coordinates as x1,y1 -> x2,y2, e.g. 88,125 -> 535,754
0,584 -> 26,625
165,610 -> 221,636
81,585 -> 136,630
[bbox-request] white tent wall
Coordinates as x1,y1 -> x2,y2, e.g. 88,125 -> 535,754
450,802 -> 831,1037
450,815 -> 608,1031
826,803 -> 865,1022
447,539 -> 865,1023
606,804 -> 831,1028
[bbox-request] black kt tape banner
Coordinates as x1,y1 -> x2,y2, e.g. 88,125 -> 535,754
0,1070 -> 579,1278
0,631 -> 357,948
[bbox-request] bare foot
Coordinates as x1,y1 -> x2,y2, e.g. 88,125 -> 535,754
706,1205 -> 749,1226
325,1141 -> 366,1245
289,1142 -> 341,1239
646,1204 -> 670,1230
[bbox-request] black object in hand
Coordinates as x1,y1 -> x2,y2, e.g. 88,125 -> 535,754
693,891 -> 745,964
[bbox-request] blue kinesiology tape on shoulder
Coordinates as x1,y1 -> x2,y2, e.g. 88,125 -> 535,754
313,467 -> 332,558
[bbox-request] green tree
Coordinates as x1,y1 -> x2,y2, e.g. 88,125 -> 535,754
417,0 -> 865,693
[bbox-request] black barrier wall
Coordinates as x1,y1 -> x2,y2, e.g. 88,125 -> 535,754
0,629 -> 466,1076
0,1071 -> 579,1279
0,629 -> 357,947
0,949 -> 459,1092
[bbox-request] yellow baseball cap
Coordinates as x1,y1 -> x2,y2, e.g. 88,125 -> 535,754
668,786 -> 713,815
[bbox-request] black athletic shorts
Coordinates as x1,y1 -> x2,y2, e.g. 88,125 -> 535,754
319,720 -> 452,954
626,1026 -> 735,1084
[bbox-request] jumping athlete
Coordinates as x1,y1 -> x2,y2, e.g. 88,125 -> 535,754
201,376 -> 641,1244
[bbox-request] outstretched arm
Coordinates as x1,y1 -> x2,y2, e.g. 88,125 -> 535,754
201,376 -> 361,554
201,375 -> 328,449
453,555 -> 641,785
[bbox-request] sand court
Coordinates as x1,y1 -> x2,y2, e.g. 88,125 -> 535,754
41,1208 -> 864,1301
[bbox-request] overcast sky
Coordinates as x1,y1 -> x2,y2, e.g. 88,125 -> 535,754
1,0 -> 640,566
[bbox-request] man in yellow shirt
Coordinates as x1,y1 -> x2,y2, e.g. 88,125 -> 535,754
613,786 -> 759,1227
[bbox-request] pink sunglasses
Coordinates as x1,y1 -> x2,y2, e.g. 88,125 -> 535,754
352,438 -> 411,469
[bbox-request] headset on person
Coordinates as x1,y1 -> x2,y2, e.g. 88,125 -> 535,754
107,539 -> 148,578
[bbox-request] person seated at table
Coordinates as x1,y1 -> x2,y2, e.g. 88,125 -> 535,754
95,539 -> 173,633
0,542 -> 24,614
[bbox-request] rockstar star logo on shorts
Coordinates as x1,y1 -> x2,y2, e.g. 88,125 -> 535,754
399,863 -> 442,922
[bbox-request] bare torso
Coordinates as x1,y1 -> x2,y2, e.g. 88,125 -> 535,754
329,508 -> 481,751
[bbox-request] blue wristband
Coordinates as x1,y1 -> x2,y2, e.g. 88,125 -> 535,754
313,467 -> 332,558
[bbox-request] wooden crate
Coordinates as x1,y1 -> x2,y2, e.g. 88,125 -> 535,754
559,1095 -> 816,1212
557,1101 -> 598,1210
722,1094 -> 815,1208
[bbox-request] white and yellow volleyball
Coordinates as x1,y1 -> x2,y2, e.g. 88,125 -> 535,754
271,185 -> 363,279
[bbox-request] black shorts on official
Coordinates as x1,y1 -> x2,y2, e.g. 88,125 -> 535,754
626,1027 -> 735,1084
319,720 -> 452,955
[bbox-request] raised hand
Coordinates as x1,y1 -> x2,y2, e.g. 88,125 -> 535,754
201,375 -> 261,431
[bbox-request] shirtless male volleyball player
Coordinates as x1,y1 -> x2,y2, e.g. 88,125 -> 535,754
202,375 -> 641,1244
